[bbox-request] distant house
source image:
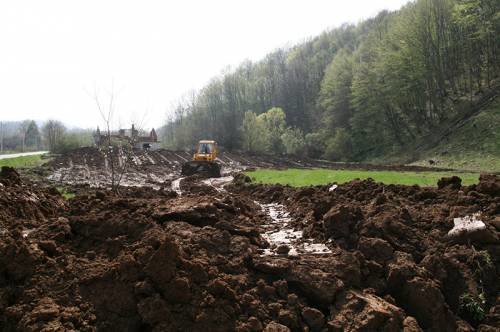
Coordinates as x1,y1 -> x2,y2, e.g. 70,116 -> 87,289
134,127 -> 160,150
93,125 -> 160,151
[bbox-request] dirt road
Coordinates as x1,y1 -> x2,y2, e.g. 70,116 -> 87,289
0,151 -> 48,160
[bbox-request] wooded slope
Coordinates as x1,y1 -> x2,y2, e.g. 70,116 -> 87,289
162,0 -> 499,163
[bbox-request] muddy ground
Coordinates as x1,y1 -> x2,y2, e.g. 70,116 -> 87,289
40,147 -> 453,188
1,148 -> 499,331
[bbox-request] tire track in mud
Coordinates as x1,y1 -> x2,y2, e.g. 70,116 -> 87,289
175,174 -> 332,257
257,202 -> 332,256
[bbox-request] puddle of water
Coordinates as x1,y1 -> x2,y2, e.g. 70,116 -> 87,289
258,202 -> 331,256
171,177 -> 184,195
201,176 -> 234,192
448,213 -> 486,236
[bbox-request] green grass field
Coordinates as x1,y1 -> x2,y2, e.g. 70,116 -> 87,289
0,155 -> 47,168
246,168 -> 479,187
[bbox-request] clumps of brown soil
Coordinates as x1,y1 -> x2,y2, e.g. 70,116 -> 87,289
0,166 -> 22,186
329,289 -> 406,331
231,174 -> 500,330
0,166 -> 65,228
0,170 -> 75,329
2,169 -> 499,331
179,175 -> 219,195
437,175 -> 462,189
474,173 -> 500,197
1,173 -> 356,331
233,173 -> 252,185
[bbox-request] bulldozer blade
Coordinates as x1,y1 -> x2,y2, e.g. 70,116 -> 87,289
181,161 -> 221,178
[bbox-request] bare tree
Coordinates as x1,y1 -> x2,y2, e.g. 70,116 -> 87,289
93,85 -> 119,190
92,85 -> 147,192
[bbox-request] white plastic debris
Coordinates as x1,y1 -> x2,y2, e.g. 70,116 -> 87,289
448,213 -> 486,237
328,184 -> 338,192
22,229 -> 34,238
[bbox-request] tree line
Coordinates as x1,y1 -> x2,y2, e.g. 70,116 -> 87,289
0,120 -> 93,154
161,0 -> 499,161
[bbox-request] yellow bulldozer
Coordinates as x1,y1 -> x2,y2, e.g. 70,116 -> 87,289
181,140 -> 221,177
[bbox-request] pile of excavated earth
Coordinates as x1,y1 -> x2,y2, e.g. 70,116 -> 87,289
1,148 -> 499,331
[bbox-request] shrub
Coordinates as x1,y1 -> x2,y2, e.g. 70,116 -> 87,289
323,128 -> 352,161
304,132 -> 326,158
54,134 -> 81,154
281,128 -> 306,156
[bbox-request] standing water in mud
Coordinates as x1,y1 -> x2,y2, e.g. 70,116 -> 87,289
259,202 -> 331,256
201,176 -> 234,192
169,173 -> 331,257
171,177 -> 184,195
197,174 -> 331,257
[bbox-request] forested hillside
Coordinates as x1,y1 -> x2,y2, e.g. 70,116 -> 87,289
161,0 -> 499,162
410,95 -> 500,171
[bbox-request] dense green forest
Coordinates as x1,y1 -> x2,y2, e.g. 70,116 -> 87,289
161,0 -> 499,161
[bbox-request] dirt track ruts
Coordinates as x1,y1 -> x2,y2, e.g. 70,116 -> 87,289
43,147 -> 457,188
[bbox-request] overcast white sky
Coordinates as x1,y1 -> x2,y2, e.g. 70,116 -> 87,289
0,0 -> 411,130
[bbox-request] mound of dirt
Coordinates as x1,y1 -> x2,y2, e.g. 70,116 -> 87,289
0,166 -> 22,186
0,173 -> 359,331
2,169 -> 498,331
0,168 -> 65,229
231,175 -> 500,330
437,175 -> 462,189
474,173 -> 500,197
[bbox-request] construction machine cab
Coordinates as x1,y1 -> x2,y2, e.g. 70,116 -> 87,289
193,140 -> 217,161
